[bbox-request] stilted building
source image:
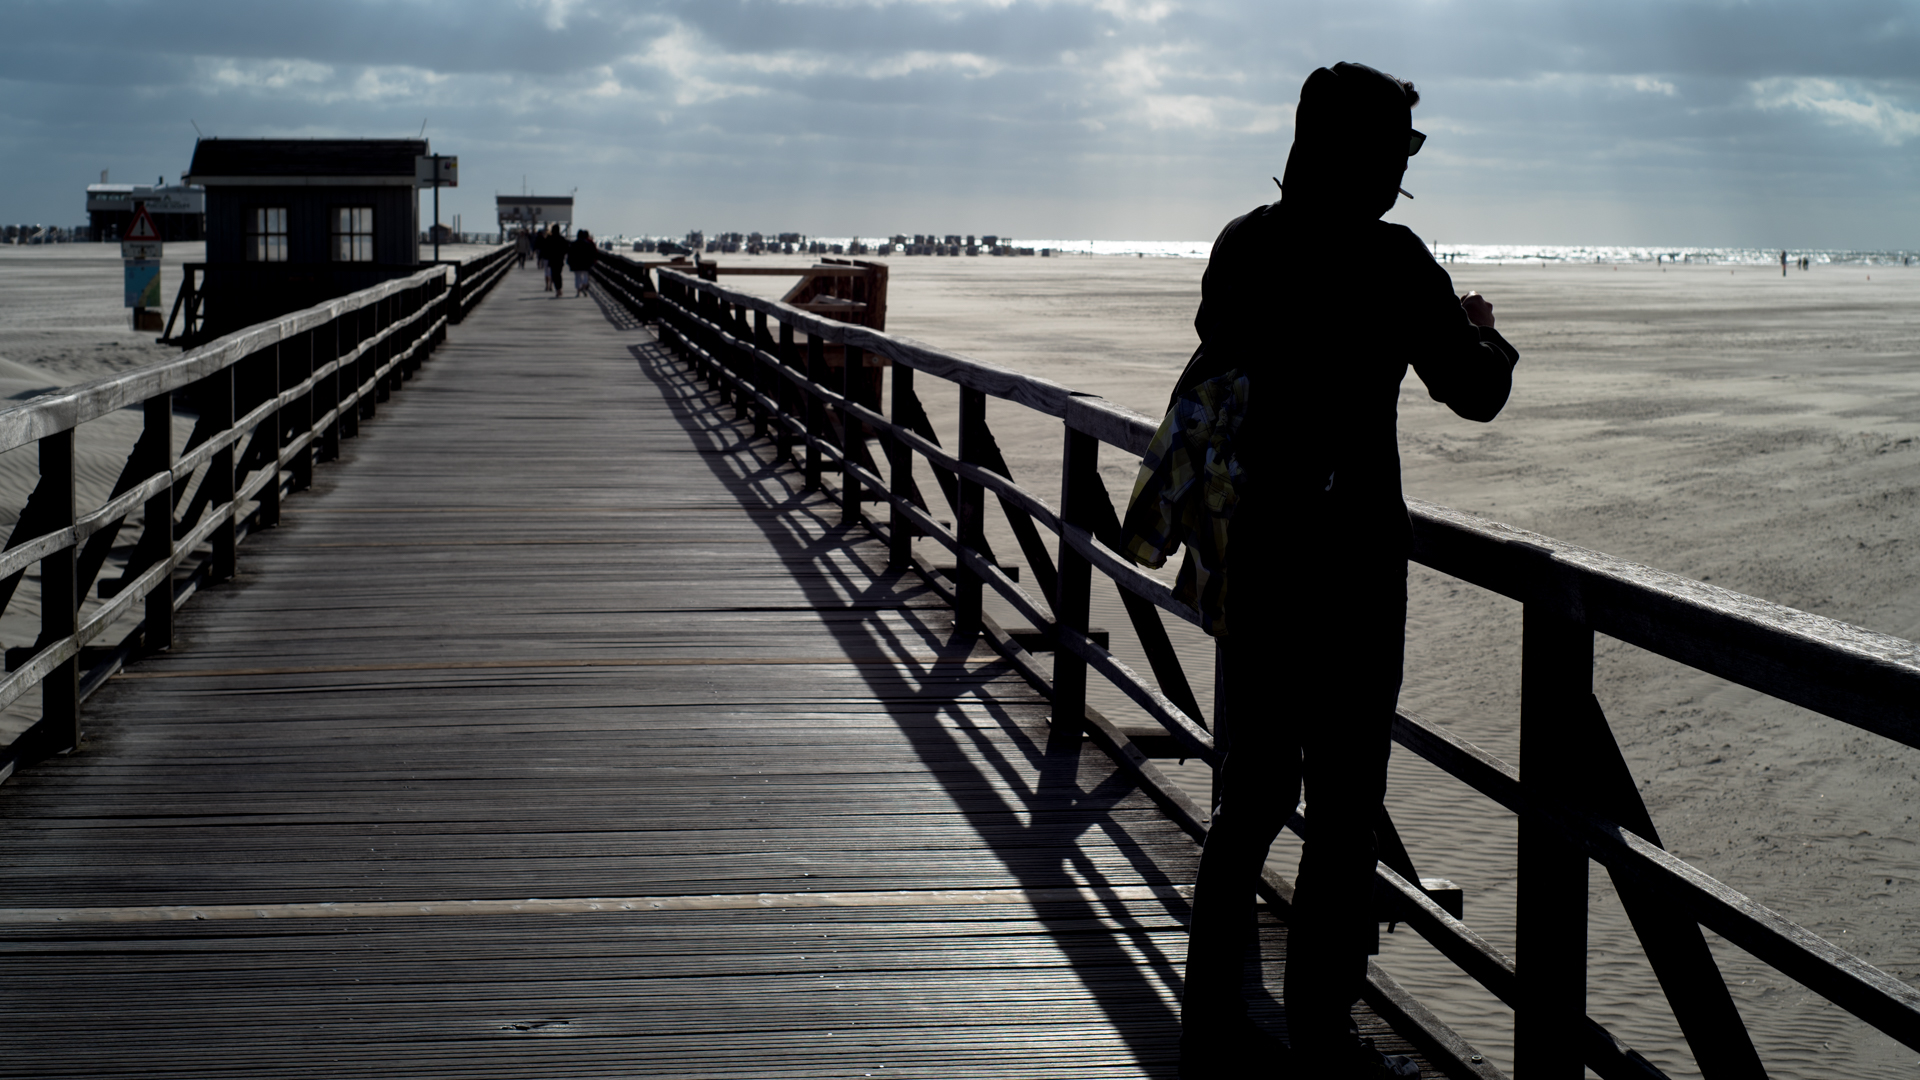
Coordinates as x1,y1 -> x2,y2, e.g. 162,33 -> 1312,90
181,138 -> 430,339
86,181 -> 204,241
496,195 -> 573,235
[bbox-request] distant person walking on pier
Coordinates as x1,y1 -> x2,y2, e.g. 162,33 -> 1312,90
567,229 -> 598,297
538,225 -> 568,299
1164,62 -> 1519,1079
515,228 -> 532,270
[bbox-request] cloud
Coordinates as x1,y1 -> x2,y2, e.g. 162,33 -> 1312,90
2,0 -> 1917,244
198,59 -> 337,94
1751,77 -> 1920,145
1615,75 -> 1676,97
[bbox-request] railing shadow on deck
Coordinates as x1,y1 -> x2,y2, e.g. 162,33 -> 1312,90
0,243 -> 515,783
629,334 -> 1199,1072
593,252 -> 1920,1080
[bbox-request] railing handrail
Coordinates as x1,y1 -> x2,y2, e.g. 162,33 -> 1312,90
0,264 -> 454,457
634,258 -> 1920,1077
657,265 -> 1087,420
1409,499 -> 1920,749
653,263 -> 1920,749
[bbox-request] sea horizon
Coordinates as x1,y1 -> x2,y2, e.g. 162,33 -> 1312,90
601,235 -> 1920,265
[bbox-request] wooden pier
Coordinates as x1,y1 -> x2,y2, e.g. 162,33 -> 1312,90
2,249 -> 1917,1079
0,265 -> 1442,1077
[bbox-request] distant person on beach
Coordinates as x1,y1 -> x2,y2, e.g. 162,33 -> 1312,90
567,229 -> 598,297
539,225 -> 569,299
1164,62 -> 1519,1080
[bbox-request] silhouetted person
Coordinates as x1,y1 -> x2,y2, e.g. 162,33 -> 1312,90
567,229 -> 598,297
1173,62 -> 1519,1079
539,225 -> 568,299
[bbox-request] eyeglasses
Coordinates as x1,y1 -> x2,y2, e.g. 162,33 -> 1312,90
1409,129 -> 1426,156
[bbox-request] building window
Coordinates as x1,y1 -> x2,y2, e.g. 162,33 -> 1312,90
331,207 -> 373,262
247,207 -> 287,262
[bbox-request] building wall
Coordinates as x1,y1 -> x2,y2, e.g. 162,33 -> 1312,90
199,184 -> 423,338
206,186 -> 417,267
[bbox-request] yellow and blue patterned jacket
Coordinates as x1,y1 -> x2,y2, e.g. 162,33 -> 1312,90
1118,369 -> 1250,637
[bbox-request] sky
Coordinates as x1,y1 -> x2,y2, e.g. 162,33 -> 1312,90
2,0 -> 1916,248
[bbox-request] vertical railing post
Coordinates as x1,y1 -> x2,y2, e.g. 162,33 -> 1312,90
887,362 -> 915,570
750,311 -> 771,440
775,320 -> 797,462
257,342 -> 282,530
399,286 -> 418,379
289,330 -> 314,490
374,297 -> 393,403
141,393 -> 175,655
38,429 -> 77,752
357,307 -> 377,422
1052,420 -> 1097,725
955,387 -> 987,636
729,305 -> 750,418
699,292 -> 719,388
804,334 -> 826,490
713,301 -> 734,409
320,316 -> 345,455
339,313 -> 361,440
418,282 -> 433,357
840,345 -> 865,524
1515,548 -> 1593,1080
207,368 -> 236,584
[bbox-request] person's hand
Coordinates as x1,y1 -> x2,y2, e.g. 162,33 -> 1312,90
1461,292 -> 1495,328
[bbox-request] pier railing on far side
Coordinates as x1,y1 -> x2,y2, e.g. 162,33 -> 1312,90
0,243 -> 514,784
607,256 -> 1920,1080
159,241 -> 514,349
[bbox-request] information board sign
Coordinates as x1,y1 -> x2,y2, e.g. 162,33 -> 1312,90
124,260 -> 161,308
121,240 -> 163,260
415,155 -> 459,187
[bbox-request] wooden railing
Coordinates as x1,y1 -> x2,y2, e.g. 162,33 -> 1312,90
159,244 -> 512,348
0,260 -> 472,782
445,244 -> 515,324
603,255 -> 1920,1080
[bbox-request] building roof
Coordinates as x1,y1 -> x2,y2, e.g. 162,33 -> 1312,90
87,183 -> 203,195
498,195 -> 574,206
185,139 -> 429,185
86,183 -> 205,212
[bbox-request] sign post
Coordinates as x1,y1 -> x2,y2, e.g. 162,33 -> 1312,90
122,203 -> 164,331
416,154 -> 459,262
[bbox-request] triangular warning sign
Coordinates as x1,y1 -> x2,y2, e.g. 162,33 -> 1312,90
126,205 -> 160,241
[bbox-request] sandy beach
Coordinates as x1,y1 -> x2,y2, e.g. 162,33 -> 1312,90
868,252 -> 1920,1080
5,241 -> 1918,1078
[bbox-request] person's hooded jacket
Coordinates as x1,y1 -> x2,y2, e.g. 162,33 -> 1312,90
567,234 -> 598,272
1175,62 -> 1518,564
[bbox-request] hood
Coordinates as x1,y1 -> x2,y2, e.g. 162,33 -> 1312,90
1279,62 -> 1416,223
